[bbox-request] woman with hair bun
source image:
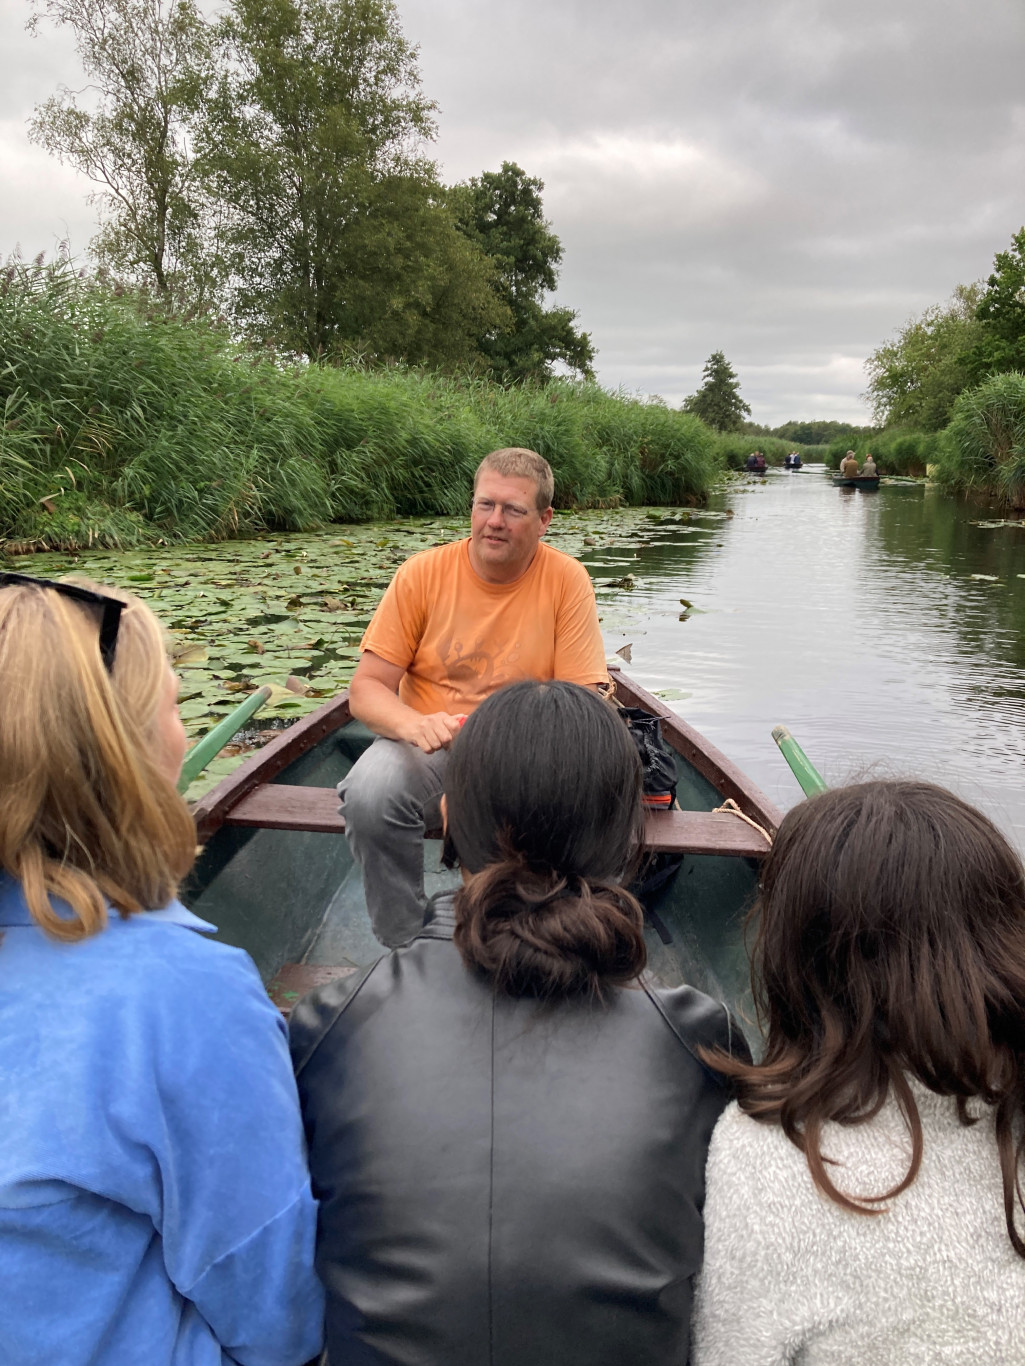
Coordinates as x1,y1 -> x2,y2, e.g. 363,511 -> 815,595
0,573 -> 323,1366
291,678 -> 747,1366
692,779 -> 1025,1364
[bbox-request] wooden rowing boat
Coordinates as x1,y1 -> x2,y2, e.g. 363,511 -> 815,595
832,474 -> 880,489
183,671 -> 781,1025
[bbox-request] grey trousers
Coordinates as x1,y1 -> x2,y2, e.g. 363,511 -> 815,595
338,737 -> 449,949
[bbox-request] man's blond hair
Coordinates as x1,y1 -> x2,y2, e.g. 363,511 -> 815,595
474,448 -> 554,512
0,578 -> 196,943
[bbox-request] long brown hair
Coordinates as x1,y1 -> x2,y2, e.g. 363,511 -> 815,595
713,780 -> 1025,1255
444,680 -> 646,1000
0,577 -> 196,941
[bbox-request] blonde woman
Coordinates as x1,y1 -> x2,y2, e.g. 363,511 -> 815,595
0,573 -> 323,1366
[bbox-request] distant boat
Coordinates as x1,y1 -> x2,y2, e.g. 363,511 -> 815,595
832,474 -> 880,489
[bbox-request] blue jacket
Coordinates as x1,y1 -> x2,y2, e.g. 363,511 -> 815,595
0,873 -> 324,1366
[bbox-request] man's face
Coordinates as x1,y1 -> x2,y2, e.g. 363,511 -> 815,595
469,471 -> 553,583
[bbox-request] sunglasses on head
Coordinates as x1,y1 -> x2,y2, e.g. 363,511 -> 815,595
0,572 -> 124,671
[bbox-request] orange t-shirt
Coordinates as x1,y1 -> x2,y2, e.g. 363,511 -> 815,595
360,539 -> 609,716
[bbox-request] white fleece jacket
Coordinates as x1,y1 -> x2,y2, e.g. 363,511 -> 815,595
692,1081 -> 1025,1365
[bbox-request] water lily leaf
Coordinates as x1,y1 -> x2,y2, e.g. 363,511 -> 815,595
970,574 -> 999,581
615,643 -> 633,662
171,644 -> 209,666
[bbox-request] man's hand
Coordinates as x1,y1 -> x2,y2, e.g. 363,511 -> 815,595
349,650 -> 468,751
398,710 -> 465,754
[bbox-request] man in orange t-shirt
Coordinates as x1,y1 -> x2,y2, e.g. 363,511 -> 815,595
340,447 -> 609,947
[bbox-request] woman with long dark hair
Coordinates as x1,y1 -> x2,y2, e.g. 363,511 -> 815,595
692,779 -> 1025,1363
291,679 -> 747,1366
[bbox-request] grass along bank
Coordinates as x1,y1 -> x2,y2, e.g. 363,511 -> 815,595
1,264 -> 725,552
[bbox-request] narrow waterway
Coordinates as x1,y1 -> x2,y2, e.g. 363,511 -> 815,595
584,467 -> 1025,850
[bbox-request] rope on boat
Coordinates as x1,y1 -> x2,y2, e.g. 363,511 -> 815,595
711,797 -> 774,847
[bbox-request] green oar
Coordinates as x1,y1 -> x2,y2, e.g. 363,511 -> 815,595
177,685 -> 272,794
771,724 -> 828,798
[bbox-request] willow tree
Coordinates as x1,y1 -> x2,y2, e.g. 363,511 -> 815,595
28,0 -> 216,305
203,0 -> 505,361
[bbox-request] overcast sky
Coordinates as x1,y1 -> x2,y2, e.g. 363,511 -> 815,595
4,0 -> 1025,424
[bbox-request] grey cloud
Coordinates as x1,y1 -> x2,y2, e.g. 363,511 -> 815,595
4,0 -> 1025,422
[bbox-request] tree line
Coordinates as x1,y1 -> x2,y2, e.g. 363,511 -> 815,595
855,228 -> 1025,502
865,230 -> 1025,433
24,0 -> 592,382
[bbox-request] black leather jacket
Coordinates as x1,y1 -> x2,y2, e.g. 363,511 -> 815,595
290,894 -> 748,1366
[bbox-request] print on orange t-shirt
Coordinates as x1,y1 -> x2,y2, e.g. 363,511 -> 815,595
360,539 -> 608,717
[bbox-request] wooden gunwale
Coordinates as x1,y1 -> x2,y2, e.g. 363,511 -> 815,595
189,669 -> 781,858
191,693 -> 352,843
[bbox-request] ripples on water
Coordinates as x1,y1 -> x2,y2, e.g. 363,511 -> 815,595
584,466 -> 1025,850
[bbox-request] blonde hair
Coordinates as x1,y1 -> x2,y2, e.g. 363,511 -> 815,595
474,448 -> 554,512
0,577 -> 196,941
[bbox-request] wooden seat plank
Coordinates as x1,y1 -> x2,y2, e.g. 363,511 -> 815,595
223,785 -> 770,859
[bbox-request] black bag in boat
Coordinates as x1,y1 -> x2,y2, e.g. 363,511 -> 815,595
618,708 -> 683,922
619,707 -> 677,803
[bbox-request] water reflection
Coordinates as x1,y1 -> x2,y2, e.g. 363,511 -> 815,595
584,468 -> 1025,850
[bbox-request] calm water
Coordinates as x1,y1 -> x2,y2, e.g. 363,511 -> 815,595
583,467 -> 1025,850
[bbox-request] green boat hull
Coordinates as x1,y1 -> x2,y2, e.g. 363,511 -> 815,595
183,677 -> 779,1030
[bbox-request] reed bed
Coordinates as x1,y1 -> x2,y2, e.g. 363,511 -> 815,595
934,373 -> 1025,507
1,265 -> 724,551
824,429 -> 943,475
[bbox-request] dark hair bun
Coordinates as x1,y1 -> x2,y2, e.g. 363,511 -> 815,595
453,855 -> 646,1000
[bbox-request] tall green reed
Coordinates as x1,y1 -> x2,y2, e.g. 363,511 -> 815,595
1,263 -> 726,551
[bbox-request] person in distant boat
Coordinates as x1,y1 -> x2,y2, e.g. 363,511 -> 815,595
862,453 -> 878,477
293,680 -> 749,1366
340,448 -> 609,948
0,573 -> 323,1366
840,450 -> 860,477
692,780 -> 1025,1364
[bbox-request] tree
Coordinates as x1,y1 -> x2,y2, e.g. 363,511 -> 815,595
864,283 -> 983,430
769,419 -> 873,446
450,161 -> 594,382
28,0 -> 215,304
683,352 -> 751,432
965,228 -> 1025,382
203,0 -> 505,361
